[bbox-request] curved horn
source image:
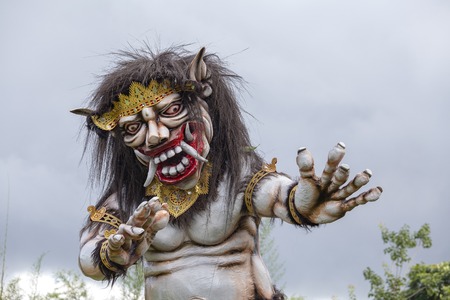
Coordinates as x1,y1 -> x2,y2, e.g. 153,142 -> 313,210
70,108 -> 94,116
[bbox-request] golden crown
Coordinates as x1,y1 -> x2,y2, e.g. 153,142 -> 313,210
91,80 -> 193,131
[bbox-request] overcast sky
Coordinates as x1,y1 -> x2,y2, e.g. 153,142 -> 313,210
1,0 -> 449,299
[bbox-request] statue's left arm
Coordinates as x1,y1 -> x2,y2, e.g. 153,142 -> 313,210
249,142 -> 383,225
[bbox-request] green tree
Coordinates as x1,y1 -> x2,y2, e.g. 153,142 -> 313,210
259,219 -> 285,286
348,284 -> 357,300
362,223 -> 450,300
28,253 -> 46,300
0,179 -> 11,300
407,261 -> 450,299
119,263 -> 145,300
288,295 -> 305,300
46,270 -> 90,300
2,277 -> 23,300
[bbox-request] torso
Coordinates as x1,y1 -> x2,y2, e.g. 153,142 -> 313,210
143,185 -> 272,300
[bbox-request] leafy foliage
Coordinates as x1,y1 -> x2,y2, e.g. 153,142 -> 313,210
288,295 -> 305,300
2,277 -> 23,300
407,262 -> 450,299
0,258 -> 146,300
348,284 -> 357,300
381,224 -> 432,269
363,223 -> 450,300
29,253 -> 46,300
46,270 -> 90,300
119,263 -> 145,300
259,219 -> 285,286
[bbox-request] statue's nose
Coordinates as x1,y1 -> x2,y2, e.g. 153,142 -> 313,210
142,107 -> 169,147
145,121 -> 169,147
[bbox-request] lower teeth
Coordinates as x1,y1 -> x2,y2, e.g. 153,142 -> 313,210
162,161 -> 190,177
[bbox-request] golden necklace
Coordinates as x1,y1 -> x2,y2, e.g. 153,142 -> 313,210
145,163 -> 212,218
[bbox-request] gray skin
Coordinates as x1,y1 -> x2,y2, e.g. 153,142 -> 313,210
78,49 -> 382,300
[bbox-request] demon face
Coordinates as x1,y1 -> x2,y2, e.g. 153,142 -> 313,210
118,93 -> 213,190
71,48 -> 214,191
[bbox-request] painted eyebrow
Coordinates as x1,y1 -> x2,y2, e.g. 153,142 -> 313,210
159,99 -> 183,113
155,95 -> 182,111
118,115 -> 141,127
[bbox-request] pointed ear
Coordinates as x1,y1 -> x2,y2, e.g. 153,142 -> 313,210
189,47 -> 208,82
70,108 -> 94,116
189,48 -> 212,97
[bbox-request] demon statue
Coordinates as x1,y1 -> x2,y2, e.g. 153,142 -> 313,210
73,46 -> 382,300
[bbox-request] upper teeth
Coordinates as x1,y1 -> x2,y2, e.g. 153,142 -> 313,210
167,149 -> 175,158
150,142 -> 209,178
159,153 -> 168,162
138,131 -> 209,182
153,143 -> 207,166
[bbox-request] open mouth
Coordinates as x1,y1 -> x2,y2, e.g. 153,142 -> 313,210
135,122 -> 207,186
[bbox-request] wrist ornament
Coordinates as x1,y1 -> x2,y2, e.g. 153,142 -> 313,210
87,206 -> 123,272
287,186 -> 318,227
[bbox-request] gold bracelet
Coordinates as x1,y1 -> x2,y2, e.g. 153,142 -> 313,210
87,206 -> 122,273
100,240 -> 119,272
288,185 -> 302,225
244,158 -> 277,215
88,206 -> 122,229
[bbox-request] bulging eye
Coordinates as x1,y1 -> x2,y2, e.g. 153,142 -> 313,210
161,102 -> 183,117
124,122 -> 142,134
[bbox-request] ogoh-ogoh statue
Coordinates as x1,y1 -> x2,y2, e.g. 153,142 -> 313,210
73,46 -> 382,300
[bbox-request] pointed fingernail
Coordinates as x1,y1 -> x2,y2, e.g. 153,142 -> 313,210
112,235 -> 123,243
339,164 -> 350,171
355,173 -> 370,186
297,147 -> 307,154
337,142 -> 346,149
363,169 -> 372,177
132,227 -> 145,235
366,188 -> 382,201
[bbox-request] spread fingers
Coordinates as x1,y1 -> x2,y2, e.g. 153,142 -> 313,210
320,142 -> 346,189
342,187 -> 383,211
333,169 -> 372,200
296,148 -> 315,178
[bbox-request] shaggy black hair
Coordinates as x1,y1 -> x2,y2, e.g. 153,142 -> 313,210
81,45 -> 263,229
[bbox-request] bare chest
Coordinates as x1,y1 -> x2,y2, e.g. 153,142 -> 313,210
151,191 -> 246,251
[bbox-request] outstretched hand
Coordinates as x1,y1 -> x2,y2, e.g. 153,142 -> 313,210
295,142 -> 382,224
106,197 -> 169,268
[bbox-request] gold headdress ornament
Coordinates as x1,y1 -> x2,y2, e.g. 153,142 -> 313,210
91,79 -> 195,131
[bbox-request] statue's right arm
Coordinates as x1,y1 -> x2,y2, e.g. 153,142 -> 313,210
79,194 -> 170,281
79,228 -> 105,280
78,193 -> 120,281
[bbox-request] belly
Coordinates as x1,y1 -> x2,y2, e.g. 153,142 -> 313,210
144,255 -> 254,300
143,230 -> 256,300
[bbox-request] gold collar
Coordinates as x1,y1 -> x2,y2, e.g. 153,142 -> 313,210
145,163 -> 212,218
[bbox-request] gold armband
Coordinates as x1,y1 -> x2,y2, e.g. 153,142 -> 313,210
87,206 -> 122,229
87,206 -> 123,272
100,240 -> 119,272
288,185 -> 302,225
244,158 -> 277,215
